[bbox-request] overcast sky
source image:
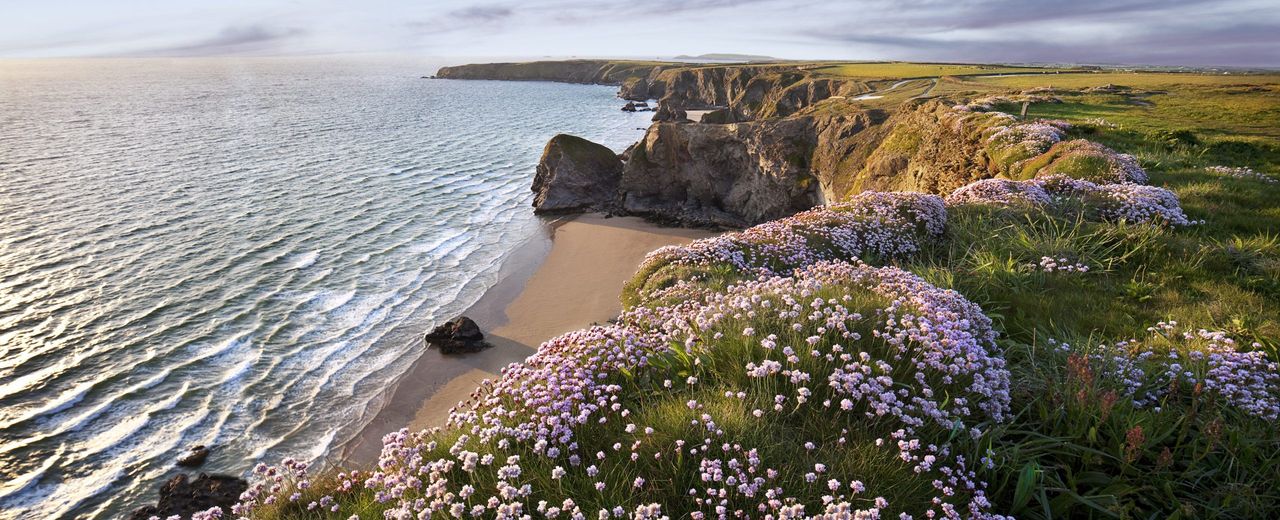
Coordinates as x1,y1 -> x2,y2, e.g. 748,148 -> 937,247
1,0 -> 1277,67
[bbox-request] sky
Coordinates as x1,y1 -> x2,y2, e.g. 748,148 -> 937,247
1,0 -> 1278,67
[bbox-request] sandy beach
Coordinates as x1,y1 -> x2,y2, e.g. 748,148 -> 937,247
339,214 -> 715,463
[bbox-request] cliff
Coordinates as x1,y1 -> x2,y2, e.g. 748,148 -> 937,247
451,60 -> 1121,228
435,60 -> 674,86
437,60 -> 872,121
622,65 -> 870,120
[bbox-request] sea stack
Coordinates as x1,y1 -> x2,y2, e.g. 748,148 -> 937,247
531,134 -> 623,214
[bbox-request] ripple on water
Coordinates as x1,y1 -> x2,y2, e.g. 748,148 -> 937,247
0,57 -> 652,519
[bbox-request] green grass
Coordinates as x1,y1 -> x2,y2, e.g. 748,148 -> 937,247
973,71 -> 1280,90
247,67 -> 1280,520
810,62 -> 1065,79
625,92 -> 1280,517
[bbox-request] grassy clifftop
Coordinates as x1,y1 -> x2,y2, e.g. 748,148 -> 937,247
231,66 -> 1280,518
435,60 -> 676,85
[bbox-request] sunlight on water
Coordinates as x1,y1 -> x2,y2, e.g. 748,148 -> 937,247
0,57 -> 651,519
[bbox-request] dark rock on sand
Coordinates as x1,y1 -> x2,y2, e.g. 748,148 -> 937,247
424,316 -> 492,354
176,445 -> 210,467
532,134 -> 623,213
128,473 -> 247,520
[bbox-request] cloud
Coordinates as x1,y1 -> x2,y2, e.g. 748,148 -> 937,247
1,0 -> 1275,66
801,0 -> 1280,66
129,24 -> 306,57
449,5 -> 515,23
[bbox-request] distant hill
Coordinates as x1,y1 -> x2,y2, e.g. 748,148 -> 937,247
672,53 -> 779,62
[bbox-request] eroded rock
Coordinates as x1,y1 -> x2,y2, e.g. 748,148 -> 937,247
176,445 -> 210,468
532,134 -> 623,214
424,316 -> 492,354
128,473 -> 247,520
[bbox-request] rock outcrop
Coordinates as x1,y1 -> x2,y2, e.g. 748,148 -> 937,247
532,134 -> 624,213
176,445 -> 211,467
620,66 -> 869,121
436,60 -> 672,86
438,60 -> 872,124
651,103 -> 688,123
444,61 -> 1084,228
128,473 -> 247,520
618,119 -> 821,227
424,316 -> 492,354
527,106 -> 888,228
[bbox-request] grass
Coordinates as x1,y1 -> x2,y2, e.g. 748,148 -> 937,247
972,71 -> 1280,90
243,68 -> 1280,519
810,62 -> 1067,79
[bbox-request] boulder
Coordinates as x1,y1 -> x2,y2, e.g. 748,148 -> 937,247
424,316 -> 492,354
176,445 -> 210,467
128,473 -> 247,520
651,103 -> 687,122
622,102 -> 638,112
532,134 -> 623,214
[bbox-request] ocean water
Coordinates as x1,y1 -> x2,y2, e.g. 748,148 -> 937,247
0,57 -> 651,519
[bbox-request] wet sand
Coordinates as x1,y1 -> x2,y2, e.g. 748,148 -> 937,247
339,214 -> 715,464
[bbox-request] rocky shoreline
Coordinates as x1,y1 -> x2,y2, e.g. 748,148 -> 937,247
441,61 -> 1123,231
440,60 -> 1020,228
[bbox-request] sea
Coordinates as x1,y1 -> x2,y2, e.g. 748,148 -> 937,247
0,57 -> 652,519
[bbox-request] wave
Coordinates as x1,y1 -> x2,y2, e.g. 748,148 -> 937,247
286,250 -> 320,270
0,59 -> 647,520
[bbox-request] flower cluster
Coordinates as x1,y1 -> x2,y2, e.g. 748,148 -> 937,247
234,260 -> 1013,519
1052,323 -> 1280,421
983,121 -> 1067,169
1035,140 -> 1148,184
1034,256 -> 1090,273
1205,165 -> 1277,184
1073,182 -> 1191,226
1083,117 -> 1119,129
952,94 -> 1062,113
944,178 -> 1052,207
948,174 -> 1192,227
635,192 -> 946,296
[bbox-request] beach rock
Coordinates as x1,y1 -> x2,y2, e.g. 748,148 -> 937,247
176,445 -> 210,467
651,103 -> 687,122
622,102 -> 638,112
128,473 -> 247,520
532,134 -> 623,213
424,316 -> 492,354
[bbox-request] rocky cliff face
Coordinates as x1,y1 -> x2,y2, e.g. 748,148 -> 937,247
531,134 -> 623,214
532,104 -> 890,227
852,101 -> 995,195
618,117 -> 824,227
438,61 -> 869,124
445,61 -> 1041,228
436,60 -> 672,86
619,66 -> 868,121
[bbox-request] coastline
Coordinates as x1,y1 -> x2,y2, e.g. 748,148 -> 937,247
338,213 -> 715,464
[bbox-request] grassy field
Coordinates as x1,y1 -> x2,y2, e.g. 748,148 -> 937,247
956,72 -> 1280,140
235,67 -> 1280,520
973,71 -> 1280,89
811,62 -> 1067,79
